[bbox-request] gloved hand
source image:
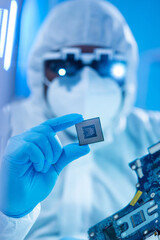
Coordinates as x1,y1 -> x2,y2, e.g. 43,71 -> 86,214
0,114 -> 90,218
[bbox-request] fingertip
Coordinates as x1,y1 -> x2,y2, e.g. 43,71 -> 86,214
64,113 -> 84,124
64,143 -> 90,159
42,161 -> 51,173
34,166 -> 41,172
33,162 -> 44,172
53,143 -> 90,174
80,144 -> 90,154
73,113 -> 84,122
72,113 -> 83,119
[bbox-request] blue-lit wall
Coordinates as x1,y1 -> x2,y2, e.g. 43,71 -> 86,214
16,0 -> 160,110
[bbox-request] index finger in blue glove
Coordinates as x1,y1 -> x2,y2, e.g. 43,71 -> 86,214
53,143 -> 90,174
42,113 -> 83,132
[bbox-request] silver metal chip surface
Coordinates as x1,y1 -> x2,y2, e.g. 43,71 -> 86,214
75,117 -> 104,145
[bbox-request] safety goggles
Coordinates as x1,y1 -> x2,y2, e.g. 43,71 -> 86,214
44,48 -> 127,85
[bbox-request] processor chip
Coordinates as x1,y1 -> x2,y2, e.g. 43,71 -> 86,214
75,117 -> 104,145
130,210 -> 146,228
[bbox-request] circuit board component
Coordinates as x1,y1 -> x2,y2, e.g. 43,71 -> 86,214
88,142 -> 160,240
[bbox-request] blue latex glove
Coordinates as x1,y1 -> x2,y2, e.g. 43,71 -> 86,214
0,114 -> 90,218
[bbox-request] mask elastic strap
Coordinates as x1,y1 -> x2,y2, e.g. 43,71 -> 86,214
43,77 -> 51,88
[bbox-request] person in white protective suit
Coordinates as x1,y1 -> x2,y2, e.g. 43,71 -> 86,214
1,0 -> 160,239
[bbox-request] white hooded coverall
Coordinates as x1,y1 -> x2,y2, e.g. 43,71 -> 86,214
0,0 -> 160,239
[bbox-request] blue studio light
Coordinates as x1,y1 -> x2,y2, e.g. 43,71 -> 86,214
4,0 -> 18,71
0,9 -> 8,58
58,68 -> 66,76
110,62 -> 126,79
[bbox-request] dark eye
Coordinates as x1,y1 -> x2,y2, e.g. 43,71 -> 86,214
48,61 -> 57,71
62,60 -> 82,76
48,60 -> 65,73
46,59 -> 83,77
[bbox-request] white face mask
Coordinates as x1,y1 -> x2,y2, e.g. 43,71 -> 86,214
46,67 -> 123,136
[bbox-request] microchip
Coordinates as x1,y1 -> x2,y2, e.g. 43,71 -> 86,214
130,210 -> 146,228
75,117 -> 104,145
103,225 -> 118,240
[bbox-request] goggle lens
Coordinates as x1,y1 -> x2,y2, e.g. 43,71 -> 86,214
45,56 -> 127,86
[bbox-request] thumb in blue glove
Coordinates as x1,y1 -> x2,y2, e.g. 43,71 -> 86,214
0,114 -> 90,218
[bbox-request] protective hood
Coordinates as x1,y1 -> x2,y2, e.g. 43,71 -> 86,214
27,0 -> 138,133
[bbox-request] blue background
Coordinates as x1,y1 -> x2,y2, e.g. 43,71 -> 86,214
16,0 -> 160,110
